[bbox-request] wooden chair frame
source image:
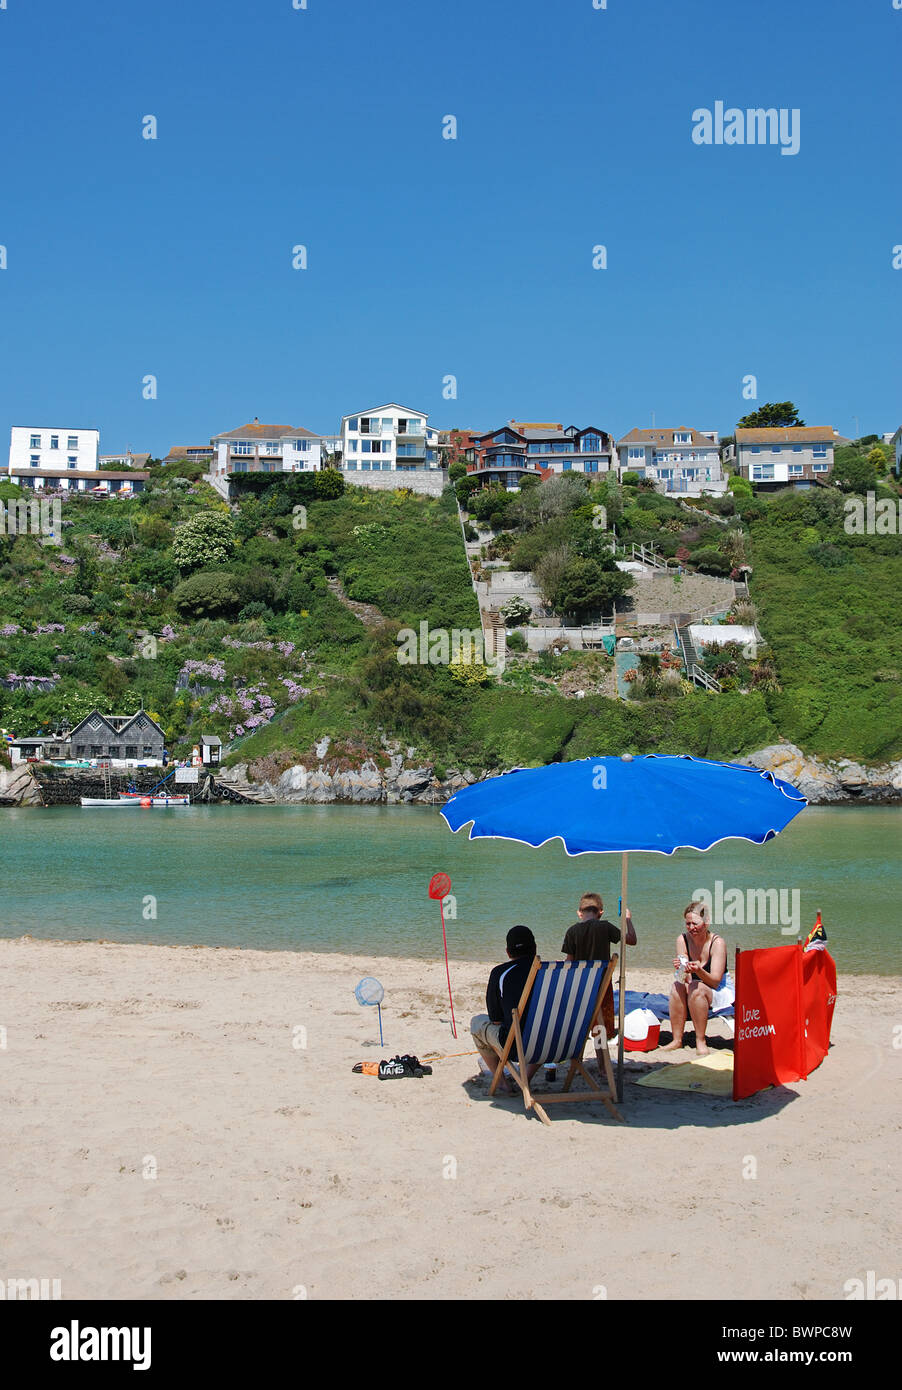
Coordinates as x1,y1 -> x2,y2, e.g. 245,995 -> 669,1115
488,956 -> 624,1126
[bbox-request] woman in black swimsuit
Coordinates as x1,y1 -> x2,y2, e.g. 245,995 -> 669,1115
660,901 -> 727,1055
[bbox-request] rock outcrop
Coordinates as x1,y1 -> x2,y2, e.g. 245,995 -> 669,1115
741,744 -> 902,804
0,764 -> 44,806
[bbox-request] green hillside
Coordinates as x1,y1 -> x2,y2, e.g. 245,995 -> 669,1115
1,458 -> 900,773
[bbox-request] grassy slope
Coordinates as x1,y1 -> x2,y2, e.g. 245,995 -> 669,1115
3,473 -> 900,770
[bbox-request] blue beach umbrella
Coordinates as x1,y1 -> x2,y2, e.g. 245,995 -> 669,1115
440,754 -> 807,1098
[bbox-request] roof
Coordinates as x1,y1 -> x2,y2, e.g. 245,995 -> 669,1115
735,427 -> 834,444
341,404 -> 427,423
5,469 -> 148,480
201,735 -> 222,746
617,427 -> 716,448
211,422 -> 318,441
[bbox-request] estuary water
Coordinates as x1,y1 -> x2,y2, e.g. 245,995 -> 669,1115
1,804 -> 899,974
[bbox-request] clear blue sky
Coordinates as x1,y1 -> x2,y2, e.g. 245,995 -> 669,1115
1,0 -> 898,455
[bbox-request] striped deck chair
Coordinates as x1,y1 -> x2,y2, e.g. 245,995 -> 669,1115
489,957 -> 624,1126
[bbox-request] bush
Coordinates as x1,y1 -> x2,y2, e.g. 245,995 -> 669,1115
499,595 -> 532,626
621,471 -> 640,487
173,571 -> 243,618
692,547 -> 731,576
172,512 -> 236,572
506,630 -> 527,652
313,468 -> 345,499
449,461 -> 468,482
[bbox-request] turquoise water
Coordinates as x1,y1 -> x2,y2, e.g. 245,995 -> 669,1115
1,804 -> 899,973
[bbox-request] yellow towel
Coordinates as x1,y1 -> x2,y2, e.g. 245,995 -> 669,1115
635,1050 -> 733,1095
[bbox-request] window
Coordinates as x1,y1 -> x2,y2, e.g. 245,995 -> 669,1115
793,445 -> 802,453
361,440 -> 371,453
582,434 -> 600,451
772,446 -> 782,454
381,418 -> 392,430
68,458 -> 77,469
426,450 -> 436,463
361,461 -> 371,470
552,443 -> 569,453
75,745 -> 86,755
143,746 -> 153,757
813,445 -> 827,458
293,439 -> 309,452
91,746 -> 102,757
109,747 -> 121,758
125,745 -> 137,759
628,448 -> 644,461
67,436 -> 78,449
752,465 -> 775,480
562,460 -> 572,471
812,463 -> 828,473
585,459 -> 598,472
397,419 -> 407,434
263,442 -> 280,455
345,461 -> 357,470
233,441 -> 254,454
359,417 -> 373,434
347,418 -> 358,431
788,464 -> 803,475
751,446 -> 761,454
50,435 -> 59,449
30,456 -> 39,467
30,434 -> 40,448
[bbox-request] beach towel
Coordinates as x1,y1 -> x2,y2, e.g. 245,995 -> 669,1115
635,1051 -> 734,1095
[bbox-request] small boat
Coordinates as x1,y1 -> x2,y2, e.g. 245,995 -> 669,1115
80,797 -> 142,807
149,795 -> 190,807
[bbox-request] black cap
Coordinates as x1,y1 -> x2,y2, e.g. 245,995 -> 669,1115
506,925 -> 536,958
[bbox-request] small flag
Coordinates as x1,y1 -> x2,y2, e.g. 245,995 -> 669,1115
803,912 -> 827,952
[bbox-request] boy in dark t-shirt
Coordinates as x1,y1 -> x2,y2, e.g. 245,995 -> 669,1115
470,925 -> 539,1094
562,892 -> 637,1039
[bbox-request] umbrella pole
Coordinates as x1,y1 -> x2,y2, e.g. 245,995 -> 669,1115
617,853 -> 628,1102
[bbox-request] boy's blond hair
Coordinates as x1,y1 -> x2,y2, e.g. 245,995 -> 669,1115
578,892 -> 604,916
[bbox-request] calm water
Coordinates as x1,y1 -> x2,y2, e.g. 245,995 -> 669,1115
1,804 -> 899,974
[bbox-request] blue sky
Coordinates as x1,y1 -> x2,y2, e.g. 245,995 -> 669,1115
0,0 -> 898,455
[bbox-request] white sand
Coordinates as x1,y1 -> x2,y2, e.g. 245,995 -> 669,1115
1,937 -> 899,1301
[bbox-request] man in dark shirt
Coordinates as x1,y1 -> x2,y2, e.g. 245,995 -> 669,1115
470,926 -> 538,1093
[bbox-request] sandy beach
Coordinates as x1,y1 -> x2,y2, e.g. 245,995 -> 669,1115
1,937 -> 899,1302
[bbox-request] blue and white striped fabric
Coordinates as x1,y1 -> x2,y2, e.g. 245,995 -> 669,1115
520,961 -> 604,1066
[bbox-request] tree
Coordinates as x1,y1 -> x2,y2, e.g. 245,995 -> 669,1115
737,402 -> 805,429
832,447 -> 877,494
172,512 -> 236,572
551,557 -> 632,621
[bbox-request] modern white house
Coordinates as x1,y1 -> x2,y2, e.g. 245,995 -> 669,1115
616,427 -> 726,496
734,427 -> 834,487
339,404 -> 443,491
7,426 -> 99,486
209,419 -> 339,488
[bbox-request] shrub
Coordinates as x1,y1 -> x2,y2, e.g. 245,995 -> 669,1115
506,630 -> 527,653
172,512 -> 236,572
313,468 -> 345,499
499,595 -> 532,626
173,571 -> 243,618
692,547 -> 731,576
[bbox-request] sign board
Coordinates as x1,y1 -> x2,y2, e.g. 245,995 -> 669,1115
174,767 -> 199,784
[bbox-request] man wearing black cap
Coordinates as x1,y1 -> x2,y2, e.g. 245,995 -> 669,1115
470,926 -> 539,1093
